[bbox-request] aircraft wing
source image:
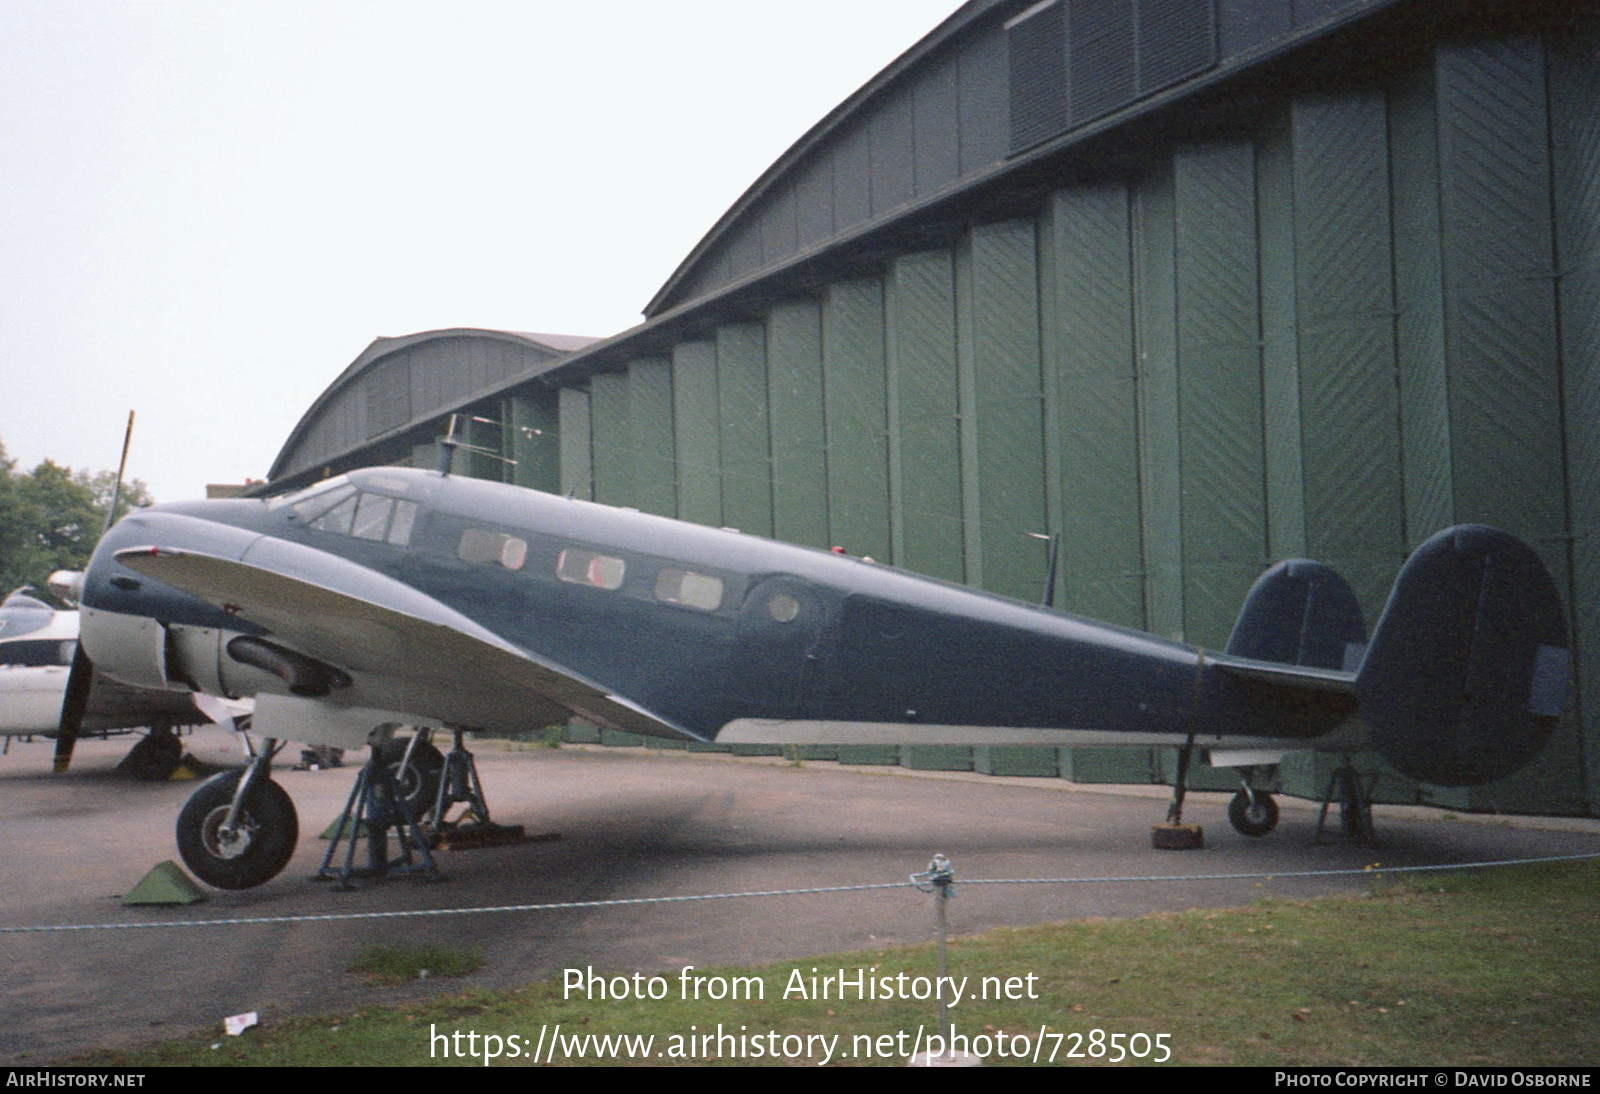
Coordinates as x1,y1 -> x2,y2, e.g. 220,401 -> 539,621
112,545 -> 695,742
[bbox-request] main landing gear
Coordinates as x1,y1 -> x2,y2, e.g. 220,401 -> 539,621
120,726 -> 184,781
315,726 -> 517,885
176,736 -> 298,890
379,733 -> 445,818
173,724 -> 501,891
317,727 -> 443,888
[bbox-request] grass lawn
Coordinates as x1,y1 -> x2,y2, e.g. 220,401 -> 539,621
70,859 -> 1600,1066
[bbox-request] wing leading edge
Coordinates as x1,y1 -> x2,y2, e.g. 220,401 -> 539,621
112,545 -> 695,742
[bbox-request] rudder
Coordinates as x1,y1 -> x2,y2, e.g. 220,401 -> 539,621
1355,525 -> 1569,787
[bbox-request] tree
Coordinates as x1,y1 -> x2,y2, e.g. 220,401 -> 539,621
0,438 -> 153,602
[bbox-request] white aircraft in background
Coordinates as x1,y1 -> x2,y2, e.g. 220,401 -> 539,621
1,579 -> 217,778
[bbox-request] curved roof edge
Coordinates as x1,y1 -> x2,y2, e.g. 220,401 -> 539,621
328,327 -> 601,391
264,0 -> 1468,491
642,0 -> 999,318
267,327 -> 600,482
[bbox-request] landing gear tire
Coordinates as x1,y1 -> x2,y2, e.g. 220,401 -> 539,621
1228,789 -> 1279,837
379,737 -> 444,818
123,730 -> 182,781
176,770 -> 300,889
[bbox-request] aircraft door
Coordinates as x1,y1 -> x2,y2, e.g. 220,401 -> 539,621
731,576 -> 832,719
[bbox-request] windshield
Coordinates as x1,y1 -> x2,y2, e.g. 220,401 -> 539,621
266,475 -> 352,512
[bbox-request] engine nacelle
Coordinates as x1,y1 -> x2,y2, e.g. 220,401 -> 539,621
78,607 -> 177,692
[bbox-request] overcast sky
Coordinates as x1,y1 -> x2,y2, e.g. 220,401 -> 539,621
0,1 -> 959,503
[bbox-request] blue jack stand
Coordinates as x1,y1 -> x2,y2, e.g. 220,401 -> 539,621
317,747 -> 442,888
428,728 -> 529,850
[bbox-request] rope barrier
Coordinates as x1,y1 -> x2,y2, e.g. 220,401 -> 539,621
2,850 -> 1595,935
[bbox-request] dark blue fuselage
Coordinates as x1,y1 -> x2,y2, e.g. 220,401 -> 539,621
82,468 -> 1349,747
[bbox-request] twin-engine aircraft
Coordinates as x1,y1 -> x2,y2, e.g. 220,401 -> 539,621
58,465 -> 1570,888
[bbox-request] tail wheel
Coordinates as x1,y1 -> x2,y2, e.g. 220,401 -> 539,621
378,737 -> 445,818
176,770 -> 299,889
1227,789 -> 1279,837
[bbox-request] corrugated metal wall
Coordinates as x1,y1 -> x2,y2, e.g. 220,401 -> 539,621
542,29 -> 1594,814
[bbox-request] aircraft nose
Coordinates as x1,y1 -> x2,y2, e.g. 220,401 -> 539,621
80,506 -> 262,617
77,506 -> 263,693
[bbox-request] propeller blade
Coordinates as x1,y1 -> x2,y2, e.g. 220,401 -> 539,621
54,643 -> 95,773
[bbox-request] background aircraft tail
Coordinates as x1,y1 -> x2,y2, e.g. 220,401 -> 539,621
1354,525 -> 1569,787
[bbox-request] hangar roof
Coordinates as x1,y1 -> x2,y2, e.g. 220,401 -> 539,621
268,328 -> 600,483
641,0 -> 1412,320
323,328 -> 600,392
269,0 -> 1470,486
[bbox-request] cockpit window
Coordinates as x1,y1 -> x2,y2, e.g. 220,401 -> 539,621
386,499 -> 418,545
0,595 -> 53,638
271,476 -> 351,512
292,483 -> 357,524
350,493 -> 394,540
296,487 -> 418,546
309,492 -> 359,534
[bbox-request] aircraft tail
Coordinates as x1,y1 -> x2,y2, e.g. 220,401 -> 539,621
1354,525 -> 1569,787
1227,558 -> 1367,672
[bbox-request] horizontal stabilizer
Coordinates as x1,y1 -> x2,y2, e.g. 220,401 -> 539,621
1211,655 -> 1355,694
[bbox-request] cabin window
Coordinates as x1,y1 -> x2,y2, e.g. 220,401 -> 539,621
459,529 -> 527,570
557,548 -> 625,590
767,593 -> 800,623
654,568 -> 724,612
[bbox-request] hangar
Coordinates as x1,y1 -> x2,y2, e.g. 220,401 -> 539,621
265,0 -> 1599,817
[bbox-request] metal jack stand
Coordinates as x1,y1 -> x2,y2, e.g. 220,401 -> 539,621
317,745 -> 441,888
427,728 -> 528,850
1316,757 -> 1377,845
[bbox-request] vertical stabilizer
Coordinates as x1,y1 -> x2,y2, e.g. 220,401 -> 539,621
1227,559 -> 1366,670
1355,525 -> 1568,787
